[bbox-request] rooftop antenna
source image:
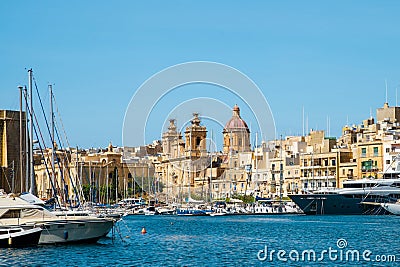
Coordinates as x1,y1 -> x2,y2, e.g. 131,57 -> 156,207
302,106 -> 305,136
385,79 -> 388,104
326,115 -> 330,137
306,115 -> 309,135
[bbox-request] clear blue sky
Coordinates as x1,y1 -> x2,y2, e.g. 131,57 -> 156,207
1,1 -> 400,149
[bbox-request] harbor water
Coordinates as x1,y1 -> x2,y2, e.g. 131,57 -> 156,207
1,215 -> 399,266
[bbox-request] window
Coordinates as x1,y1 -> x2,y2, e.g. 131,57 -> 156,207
196,137 -> 201,146
0,210 -> 20,219
342,169 -> 345,175
386,148 -> 390,153
373,147 -> 379,157
386,160 -> 391,165
361,148 -> 366,158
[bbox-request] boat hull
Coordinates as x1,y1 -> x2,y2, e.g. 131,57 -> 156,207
381,203 -> 400,215
289,194 -> 390,215
27,219 -> 114,244
0,227 -> 42,248
176,209 -> 210,216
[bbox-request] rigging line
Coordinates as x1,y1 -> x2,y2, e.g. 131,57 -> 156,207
52,94 -> 71,148
76,155 -> 86,203
51,98 -> 83,205
53,122 -> 81,207
1,168 -> 12,192
32,76 -> 54,147
23,91 -> 61,209
360,182 -> 381,203
53,118 -> 66,149
31,79 -> 69,201
27,94 -> 65,206
382,153 -> 399,175
33,76 -> 80,207
49,90 -> 82,206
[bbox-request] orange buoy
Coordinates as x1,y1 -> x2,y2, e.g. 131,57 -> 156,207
141,227 -> 147,234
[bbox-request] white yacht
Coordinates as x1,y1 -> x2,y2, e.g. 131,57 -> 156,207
381,201 -> 400,215
251,200 -> 302,215
0,195 -> 114,244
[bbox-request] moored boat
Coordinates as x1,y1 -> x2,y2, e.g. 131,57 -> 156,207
0,195 -> 114,244
0,226 -> 42,248
381,201 -> 400,215
290,178 -> 400,215
250,200 -> 302,215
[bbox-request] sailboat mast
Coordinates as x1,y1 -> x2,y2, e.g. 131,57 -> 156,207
147,163 -> 150,201
106,164 -> 109,204
115,167 -> 118,204
255,132 -> 258,192
49,84 -> 55,198
209,130 -> 213,202
28,69 -> 35,194
188,127 -> 192,201
279,135 -> 283,203
24,86 -> 29,192
19,85 -> 23,193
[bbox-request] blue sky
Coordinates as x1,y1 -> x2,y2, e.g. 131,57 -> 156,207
1,1 -> 400,149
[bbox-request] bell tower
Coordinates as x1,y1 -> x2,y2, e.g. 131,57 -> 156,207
185,113 -> 207,158
162,119 -> 183,158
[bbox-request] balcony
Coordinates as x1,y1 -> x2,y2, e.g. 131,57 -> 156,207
361,167 -> 379,173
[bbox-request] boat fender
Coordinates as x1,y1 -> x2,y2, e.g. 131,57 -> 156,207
8,237 -> 12,246
141,227 -> 147,234
64,231 -> 69,240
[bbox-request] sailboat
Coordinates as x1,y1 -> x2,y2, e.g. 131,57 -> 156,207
3,70 -> 116,244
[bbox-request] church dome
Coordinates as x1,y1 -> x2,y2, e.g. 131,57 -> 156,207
224,105 -> 250,132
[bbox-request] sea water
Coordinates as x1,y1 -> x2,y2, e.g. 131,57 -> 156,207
0,215 -> 399,266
